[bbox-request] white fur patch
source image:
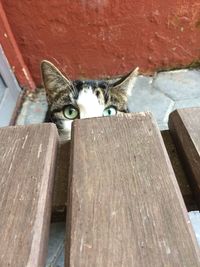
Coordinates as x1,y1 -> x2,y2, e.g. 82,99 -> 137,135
77,87 -> 105,119
62,119 -> 73,132
61,120 -> 73,140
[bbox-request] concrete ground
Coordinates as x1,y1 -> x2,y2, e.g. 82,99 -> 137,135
16,69 -> 200,267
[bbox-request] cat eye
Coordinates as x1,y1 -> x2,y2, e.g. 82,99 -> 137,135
63,105 -> 79,119
103,106 -> 117,116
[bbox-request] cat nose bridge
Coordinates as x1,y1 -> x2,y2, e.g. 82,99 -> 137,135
79,110 -> 100,119
76,90 -> 104,118
79,104 -> 103,119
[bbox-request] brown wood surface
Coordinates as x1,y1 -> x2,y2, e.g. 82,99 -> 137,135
52,139 -> 70,221
66,113 -> 200,267
0,123 -> 58,267
51,131 -> 198,220
161,130 -> 196,210
169,108 -> 200,210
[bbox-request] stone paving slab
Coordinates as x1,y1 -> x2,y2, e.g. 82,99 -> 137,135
54,250 -> 65,267
173,97 -> 200,110
128,76 -> 174,129
189,211 -> 200,245
45,222 -> 65,267
16,88 -> 48,125
153,69 -> 200,101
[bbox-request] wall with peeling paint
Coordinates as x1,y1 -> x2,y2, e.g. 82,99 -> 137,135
2,0 -> 200,85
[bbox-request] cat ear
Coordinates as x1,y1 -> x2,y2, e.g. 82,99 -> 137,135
41,60 -> 73,104
111,67 -> 139,96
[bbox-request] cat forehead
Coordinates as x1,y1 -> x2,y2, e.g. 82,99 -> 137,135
77,88 -> 105,119
73,85 -> 105,108
73,80 -> 108,91
77,88 -> 102,106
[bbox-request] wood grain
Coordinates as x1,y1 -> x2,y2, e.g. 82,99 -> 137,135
52,139 -> 70,221
161,130 -> 196,210
52,131 -> 197,219
0,123 -> 58,267
66,113 -> 200,267
169,108 -> 200,210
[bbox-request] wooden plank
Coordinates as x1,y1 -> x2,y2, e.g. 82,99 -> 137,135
169,108 -> 200,210
161,130 -> 197,210
65,113 -> 200,267
52,139 -> 70,221
51,131 -> 197,220
0,123 -> 58,267
66,113 -> 200,267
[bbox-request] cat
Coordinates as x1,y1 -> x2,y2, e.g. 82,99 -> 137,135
41,60 -> 138,140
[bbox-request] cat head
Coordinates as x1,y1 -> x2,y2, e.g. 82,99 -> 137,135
41,60 -> 138,140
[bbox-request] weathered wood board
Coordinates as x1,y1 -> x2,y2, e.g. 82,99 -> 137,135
0,123 -> 58,267
161,130 -> 196,210
66,113 -> 200,267
169,108 -> 200,210
52,139 -> 70,220
51,131 -> 197,219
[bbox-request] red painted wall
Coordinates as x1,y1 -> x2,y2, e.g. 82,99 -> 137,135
0,1 -> 35,89
2,0 -> 200,85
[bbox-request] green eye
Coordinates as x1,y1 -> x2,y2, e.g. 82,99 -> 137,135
103,106 -> 117,116
63,105 -> 79,119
